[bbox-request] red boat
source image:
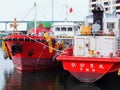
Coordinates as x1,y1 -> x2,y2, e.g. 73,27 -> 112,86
2,19 -> 61,71
57,5 -> 120,83
57,47 -> 120,83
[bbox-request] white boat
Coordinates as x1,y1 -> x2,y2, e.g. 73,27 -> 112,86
52,22 -> 80,48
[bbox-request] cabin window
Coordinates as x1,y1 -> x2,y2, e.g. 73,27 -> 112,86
61,27 -> 66,31
68,27 -> 72,31
117,12 -> 120,14
107,22 -> 115,29
116,0 -> 120,3
104,2 -> 108,5
55,27 -> 60,31
92,0 -> 96,2
105,8 -> 108,11
92,4 -> 96,8
116,6 -> 120,10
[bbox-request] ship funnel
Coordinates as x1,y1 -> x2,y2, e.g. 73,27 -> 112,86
92,5 -> 104,30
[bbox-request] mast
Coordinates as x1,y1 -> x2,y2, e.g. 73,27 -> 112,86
52,0 -> 54,21
34,2 -> 37,35
10,18 -> 17,32
13,18 -> 17,31
65,4 -> 68,21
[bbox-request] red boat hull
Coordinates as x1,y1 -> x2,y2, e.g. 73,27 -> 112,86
12,57 -> 58,71
4,34 -> 59,71
57,47 -> 120,82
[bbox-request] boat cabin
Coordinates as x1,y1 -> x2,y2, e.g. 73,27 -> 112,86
52,22 -> 80,38
85,13 -> 120,37
74,5 -> 120,58
52,22 -> 80,48
56,5 -> 120,83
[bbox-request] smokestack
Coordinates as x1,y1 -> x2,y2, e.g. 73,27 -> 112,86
92,5 -> 104,30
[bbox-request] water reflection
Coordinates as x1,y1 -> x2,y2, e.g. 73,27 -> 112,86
0,48 -> 14,90
66,75 -> 100,90
0,47 -> 101,90
4,69 -> 61,90
3,68 -> 101,90
95,71 -> 120,90
68,83 -> 100,90
1,47 -> 120,90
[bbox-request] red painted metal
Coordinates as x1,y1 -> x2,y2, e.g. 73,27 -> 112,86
57,47 -> 120,83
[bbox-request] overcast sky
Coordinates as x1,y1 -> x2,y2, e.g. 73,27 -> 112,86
0,0 -> 89,21
0,0 -> 89,30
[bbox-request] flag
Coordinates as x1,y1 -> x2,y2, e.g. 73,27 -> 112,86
69,7 -> 73,13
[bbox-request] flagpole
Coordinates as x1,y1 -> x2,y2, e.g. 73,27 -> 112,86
52,0 -> 54,21
65,4 -> 68,21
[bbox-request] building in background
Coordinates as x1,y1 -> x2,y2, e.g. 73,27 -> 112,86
89,0 -> 120,15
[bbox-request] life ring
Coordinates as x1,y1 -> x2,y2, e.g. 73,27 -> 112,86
11,43 -> 22,55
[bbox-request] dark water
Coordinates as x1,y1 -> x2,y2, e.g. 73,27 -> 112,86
0,48 -> 120,90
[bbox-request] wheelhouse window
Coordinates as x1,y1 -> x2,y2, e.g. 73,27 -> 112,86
55,27 -> 60,31
105,8 -> 108,11
107,22 -> 115,29
104,2 -> 108,5
92,4 -> 96,8
61,27 -> 66,31
116,0 -> 120,3
117,12 -> 120,14
92,0 -> 96,2
68,27 -> 72,31
116,6 -> 120,10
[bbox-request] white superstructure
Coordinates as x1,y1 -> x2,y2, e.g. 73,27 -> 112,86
74,5 -> 120,58
52,22 -> 80,47
52,22 -> 80,38
74,36 -> 116,57
85,12 -> 120,37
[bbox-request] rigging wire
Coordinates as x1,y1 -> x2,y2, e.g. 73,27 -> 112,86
17,2 -> 36,26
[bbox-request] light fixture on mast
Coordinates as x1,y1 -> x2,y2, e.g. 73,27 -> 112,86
10,18 -> 18,31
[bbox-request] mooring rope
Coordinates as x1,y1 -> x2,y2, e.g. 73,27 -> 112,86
25,35 -> 65,53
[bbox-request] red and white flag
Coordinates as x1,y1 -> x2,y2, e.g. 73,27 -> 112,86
69,7 -> 73,13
